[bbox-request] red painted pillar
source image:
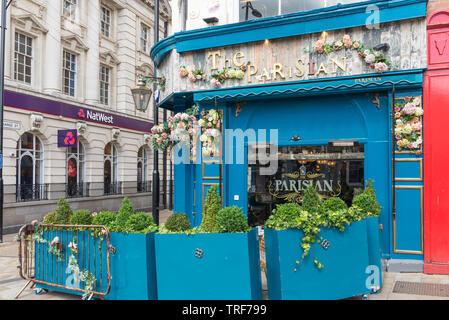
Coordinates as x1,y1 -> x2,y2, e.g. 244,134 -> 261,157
424,10 -> 449,274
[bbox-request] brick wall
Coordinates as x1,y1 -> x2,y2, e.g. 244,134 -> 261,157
427,0 -> 449,16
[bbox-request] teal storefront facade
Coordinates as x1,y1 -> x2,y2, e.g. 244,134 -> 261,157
152,0 -> 428,268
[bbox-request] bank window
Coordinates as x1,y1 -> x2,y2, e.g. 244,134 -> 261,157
247,143 -> 365,227
14,32 -> 32,85
66,140 -> 87,198
62,50 -> 76,97
101,6 -> 111,38
239,0 -> 369,21
140,23 -> 150,53
137,146 -> 150,192
99,65 -> 110,105
104,142 -> 120,195
16,132 -> 45,202
63,0 -> 77,20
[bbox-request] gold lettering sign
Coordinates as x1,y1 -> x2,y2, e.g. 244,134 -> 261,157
205,49 -> 352,84
268,169 -> 342,203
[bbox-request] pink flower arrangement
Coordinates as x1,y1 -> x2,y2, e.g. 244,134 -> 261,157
188,73 -> 196,83
314,39 -> 325,53
179,67 -> 188,78
210,78 -> 221,88
374,62 -> 389,73
343,35 -> 352,48
394,96 -> 423,154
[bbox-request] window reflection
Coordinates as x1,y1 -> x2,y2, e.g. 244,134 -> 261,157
240,0 -> 370,21
247,144 -> 365,227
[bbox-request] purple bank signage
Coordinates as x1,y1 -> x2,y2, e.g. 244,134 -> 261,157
5,90 -> 153,132
58,129 -> 77,148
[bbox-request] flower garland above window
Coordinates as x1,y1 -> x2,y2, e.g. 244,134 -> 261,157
179,66 -> 208,83
210,63 -> 250,88
309,34 -> 391,73
394,96 -> 423,155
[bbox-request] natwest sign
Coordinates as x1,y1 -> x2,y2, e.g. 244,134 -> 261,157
5,90 -> 153,133
82,109 -> 114,124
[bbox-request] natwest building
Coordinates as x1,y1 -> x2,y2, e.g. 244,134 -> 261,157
2,0 -> 173,233
151,0 -> 449,273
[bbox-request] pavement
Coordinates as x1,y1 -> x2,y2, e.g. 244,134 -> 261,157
1,209 -> 448,300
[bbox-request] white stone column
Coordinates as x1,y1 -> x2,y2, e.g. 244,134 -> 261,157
42,0 -> 62,94
116,8 -> 137,114
85,0 -> 100,105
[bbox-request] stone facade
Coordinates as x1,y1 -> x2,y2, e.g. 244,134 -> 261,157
2,0 -> 173,232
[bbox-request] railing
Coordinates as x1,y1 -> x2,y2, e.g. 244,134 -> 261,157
104,182 -> 122,196
137,181 -> 151,193
16,184 -> 49,203
16,223 -> 113,300
66,183 -> 90,199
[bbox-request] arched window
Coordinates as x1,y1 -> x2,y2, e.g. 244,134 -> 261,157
16,132 -> 45,201
137,146 -> 149,192
104,142 -> 119,195
66,140 -> 86,198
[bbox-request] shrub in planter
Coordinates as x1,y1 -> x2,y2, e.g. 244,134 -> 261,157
164,213 -> 191,232
69,210 -> 93,226
215,206 -> 251,233
92,211 -> 116,229
201,185 -> 221,233
352,180 -> 381,217
43,211 -> 57,225
33,200 -> 158,300
264,183 -> 382,300
115,197 -> 134,226
323,197 -> 348,212
54,198 -> 73,224
301,186 -> 324,214
125,212 -> 157,233
155,205 -> 262,300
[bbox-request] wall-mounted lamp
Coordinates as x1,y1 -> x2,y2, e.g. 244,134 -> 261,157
329,140 -> 356,147
243,0 -> 262,21
373,43 -> 390,51
203,17 -> 219,24
290,134 -> 302,142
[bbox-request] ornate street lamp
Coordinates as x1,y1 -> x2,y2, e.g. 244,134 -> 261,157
131,77 -> 152,112
130,74 -> 164,225
131,76 -> 164,112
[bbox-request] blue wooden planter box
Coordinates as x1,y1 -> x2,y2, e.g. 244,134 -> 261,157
35,230 -> 157,300
265,219 -> 379,300
365,217 -> 383,290
154,228 -> 262,300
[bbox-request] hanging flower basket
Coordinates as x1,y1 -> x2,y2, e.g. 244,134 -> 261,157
198,109 -> 222,158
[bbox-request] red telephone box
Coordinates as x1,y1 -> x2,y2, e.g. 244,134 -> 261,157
424,10 -> 449,274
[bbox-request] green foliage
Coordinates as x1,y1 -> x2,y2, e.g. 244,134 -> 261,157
92,211 -> 116,229
265,202 -> 323,259
352,180 -> 381,217
125,212 -> 157,233
265,203 -> 307,230
115,197 -> 134,230
215,206 -> 251,233
54,198 -> 73,224
265,181 -> 382,271
165,213 -> 191,232
301,186 -> 323,214
201,185 -> 221,233
69,210 -> 93,226
43,211 -> 57,224
323,197 -> 348,212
